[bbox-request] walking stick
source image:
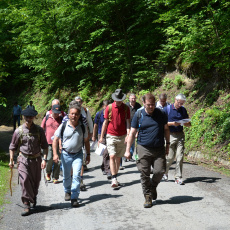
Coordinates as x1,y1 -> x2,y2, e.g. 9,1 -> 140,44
9,159 -> 13,196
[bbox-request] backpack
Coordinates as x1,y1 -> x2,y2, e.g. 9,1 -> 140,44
108,103 -> 129,122
60,121 -> 85,148
17,124 -> 41,154
136,109 -> 144,128
97,109 -> 104,124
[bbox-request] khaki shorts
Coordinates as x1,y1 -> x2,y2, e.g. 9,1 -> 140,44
106,134 -> 126,158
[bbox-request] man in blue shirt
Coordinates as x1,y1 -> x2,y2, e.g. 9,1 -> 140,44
12,101 -> 22,131
125,93 -> 170,208
92,100 -> 111,179
163,93 -> 191,185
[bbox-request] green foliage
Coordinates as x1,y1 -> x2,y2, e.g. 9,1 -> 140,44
162,77 -> 173,90
173,75 -> 184,89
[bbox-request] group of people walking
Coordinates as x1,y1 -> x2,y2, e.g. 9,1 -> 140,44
9,89 -> 191,216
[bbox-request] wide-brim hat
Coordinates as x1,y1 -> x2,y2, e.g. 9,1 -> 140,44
112,89 -> 126,101
21,108 -> 38,117
52,104 -> 61,114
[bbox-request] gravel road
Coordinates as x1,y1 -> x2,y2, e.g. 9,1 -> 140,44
0,125 -> 230,230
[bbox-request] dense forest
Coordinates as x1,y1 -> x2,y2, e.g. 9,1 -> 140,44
0,1 -> 230,163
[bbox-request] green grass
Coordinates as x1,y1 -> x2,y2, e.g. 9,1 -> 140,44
0,148 -> 10,212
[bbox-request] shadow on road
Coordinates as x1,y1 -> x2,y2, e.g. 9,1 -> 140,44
80,194 -> 123,206
184,177 -> 221,184
157,195 -> 203,205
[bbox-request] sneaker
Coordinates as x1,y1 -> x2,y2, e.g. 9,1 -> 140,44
83,165 -> 88,171
71,199 -> 79,208
162,174 -> 168,181
102,171 -> 107,175
65,192 -> 71,201
175,178 -> 185,185
111,178 -> 118,188
119,166 -> 125,170
129,158 -> 135,162
46,174 -> 51,181
144,194 -> 152,208
53,179 -> 59,184
80,180 -> 87,191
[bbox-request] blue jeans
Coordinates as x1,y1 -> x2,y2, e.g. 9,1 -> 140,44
61,149 -> 83,199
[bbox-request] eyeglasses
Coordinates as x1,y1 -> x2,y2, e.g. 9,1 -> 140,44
145,104 -> 155,107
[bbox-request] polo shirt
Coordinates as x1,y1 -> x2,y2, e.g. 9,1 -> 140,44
41,115 -> 62,144
163,104 -> 189,133
54,120 -> 88,153
126,102 -> 142,121
104,102 -> 130,136
94,109 -> 104,134
131,108 -> 167,148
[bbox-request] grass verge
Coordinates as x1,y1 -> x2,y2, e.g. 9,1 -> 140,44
0,148 -> 10,212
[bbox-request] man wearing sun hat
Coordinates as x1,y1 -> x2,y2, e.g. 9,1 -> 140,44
99,89 -> 131,188
9,107 -> 48,216
41,104 -> 63,184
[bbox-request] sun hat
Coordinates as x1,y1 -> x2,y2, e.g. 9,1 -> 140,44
111,89 -> 126,101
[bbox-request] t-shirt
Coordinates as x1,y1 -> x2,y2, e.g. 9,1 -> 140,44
163,104 -> 189,133
54,120 -> 88,153
94,109 -> 104,134
41,115 -> 62,144
131,108 -> 167,148
126,102 -> 142,121
104,102 -> 130,136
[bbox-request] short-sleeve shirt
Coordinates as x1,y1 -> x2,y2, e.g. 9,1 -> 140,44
41,115 -> 62,144
54,120 -> 88,153
104,102 -> 130,136
164,104 -> 189,133
9,123 -> 48,155
131,108 -> 167,148
126,102 -> 142,121
94,109 -> 104,134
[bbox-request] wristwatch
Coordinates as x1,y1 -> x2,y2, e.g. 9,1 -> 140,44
42,158 -> 48,162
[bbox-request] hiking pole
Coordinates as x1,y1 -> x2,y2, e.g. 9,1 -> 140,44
9,159 -> 13,196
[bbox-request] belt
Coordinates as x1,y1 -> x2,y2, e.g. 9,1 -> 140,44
170,132 -> 184,135
62,149 -> 79,155
19,152 -> 41,159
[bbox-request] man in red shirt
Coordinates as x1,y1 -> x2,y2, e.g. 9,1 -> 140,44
41,104 -> 62,183
99,89 -> 130,188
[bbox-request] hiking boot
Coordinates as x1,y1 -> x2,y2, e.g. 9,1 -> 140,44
151,188 -> 157,200
71,199 -> 79,208
175,178 -> 185,185
21,202 -> 30,216
80,180 -> 87,191
144,194 -> 152,208
65,192 -> 71,201
162,174 -> 168,181
129,158 -> 135,162
111,178 -> 118,188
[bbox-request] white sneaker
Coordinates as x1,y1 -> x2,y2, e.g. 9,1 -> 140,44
175,178 -> 185,185
111,178 -> 118,188
162,174 -> 168,181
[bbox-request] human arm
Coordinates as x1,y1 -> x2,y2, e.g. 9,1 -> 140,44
9,150 -> 14,168
52,136 -> 60,163
124,127 -> 137,159
125,119 -> 131,143
164,124 -> 170,155
98,119 -> 109,143
41,148 -> 48,169
92,123 -> 98,142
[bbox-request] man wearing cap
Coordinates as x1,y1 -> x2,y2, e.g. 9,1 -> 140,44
9,108 -> 48,216
99,89 -> 130,188
45,98 -> 66,118
163,93 -> 191,185
41,104 -> 63,183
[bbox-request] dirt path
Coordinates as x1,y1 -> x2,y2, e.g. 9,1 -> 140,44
0,125 -> 230,229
